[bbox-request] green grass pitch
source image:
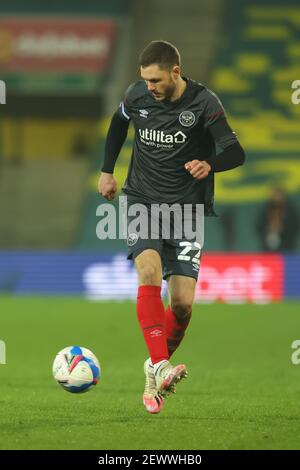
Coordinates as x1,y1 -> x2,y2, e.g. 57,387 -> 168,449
0,296 -> 299,450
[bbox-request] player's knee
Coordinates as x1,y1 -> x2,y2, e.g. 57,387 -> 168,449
138,263 -> 162,285
170,300 -> 192,323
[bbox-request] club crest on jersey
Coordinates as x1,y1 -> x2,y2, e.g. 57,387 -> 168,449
139,109 -> 149,118
179,111 -> 196,127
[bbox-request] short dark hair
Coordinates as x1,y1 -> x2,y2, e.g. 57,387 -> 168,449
139,40 -> 181,70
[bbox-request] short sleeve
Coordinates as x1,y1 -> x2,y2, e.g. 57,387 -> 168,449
203,89 -> 226,128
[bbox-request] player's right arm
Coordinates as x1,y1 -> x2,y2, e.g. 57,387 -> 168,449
98,98 -> 131,200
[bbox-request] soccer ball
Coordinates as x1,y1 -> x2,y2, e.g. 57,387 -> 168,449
52,346 -> 100,393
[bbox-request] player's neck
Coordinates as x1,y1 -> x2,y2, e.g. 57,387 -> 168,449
170,77 -> 187,102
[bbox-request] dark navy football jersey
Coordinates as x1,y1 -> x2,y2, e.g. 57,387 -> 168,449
117,77 -> 226,213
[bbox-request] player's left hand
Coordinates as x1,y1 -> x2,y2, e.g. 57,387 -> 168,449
185,160 -> 211,180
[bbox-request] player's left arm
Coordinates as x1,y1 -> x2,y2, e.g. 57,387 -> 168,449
185,90 -> 245,180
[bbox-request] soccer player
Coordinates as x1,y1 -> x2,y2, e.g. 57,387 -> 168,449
98,41 -> 245,414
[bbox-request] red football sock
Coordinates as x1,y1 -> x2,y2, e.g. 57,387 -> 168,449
165,305 -> 191,358
136,285 -> 169,365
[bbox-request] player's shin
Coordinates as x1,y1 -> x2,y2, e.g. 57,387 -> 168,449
165,305 -> 192,358
136,285 -> 169,364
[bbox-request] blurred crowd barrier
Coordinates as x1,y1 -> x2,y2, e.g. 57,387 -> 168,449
1,251 -> 299,303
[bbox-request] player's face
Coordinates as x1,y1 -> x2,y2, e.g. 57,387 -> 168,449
140,64 -> 179,101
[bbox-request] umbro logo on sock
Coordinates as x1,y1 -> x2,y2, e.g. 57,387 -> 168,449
150,329 -> 163,338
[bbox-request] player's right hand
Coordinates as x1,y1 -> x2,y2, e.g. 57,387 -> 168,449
98,172 -> 117,201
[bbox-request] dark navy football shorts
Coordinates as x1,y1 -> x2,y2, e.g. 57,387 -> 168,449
126,199 -> 203,281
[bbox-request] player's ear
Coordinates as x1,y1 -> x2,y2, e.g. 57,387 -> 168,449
172,65 -> 180,79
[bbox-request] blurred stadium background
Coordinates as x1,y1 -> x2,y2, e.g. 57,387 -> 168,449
1,0 -> 300,451
1,0 -> 300,303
